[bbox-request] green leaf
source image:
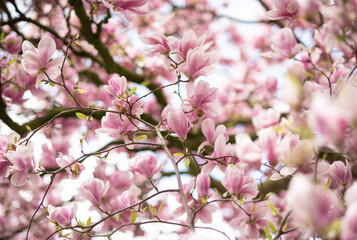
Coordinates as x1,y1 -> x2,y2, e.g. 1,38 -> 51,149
157,203 -> 164,215
76,89 -> 86,94
0,32 -> 5,41
75,112 -> 87,119
129,86 -> 137,96
14,136 -> 18,144
9,58 -> 17,65
130,212 -> 137,222
282,221 -> 288,231
64,233 -> 71,237
26,125 -> 32,131
75,40 -> 81,46
49,219 -> 56,225
141,206 -> 147,212
264,226 -> 272,240
5,40 -> 15,45
49,82 -> 55,87
267,222 -> 277,233
173,152 -> 184,157
86,216 -> 91,226
135,135 -> 147,140
115,215 -> 120,222
185,158 -> 190,167
149,205 -> 155,216
141,80 -> 150,86
268,202 -> 278,216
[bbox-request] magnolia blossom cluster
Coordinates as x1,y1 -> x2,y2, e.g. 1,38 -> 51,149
2,0 -> 357,239
141,30 -> 218,81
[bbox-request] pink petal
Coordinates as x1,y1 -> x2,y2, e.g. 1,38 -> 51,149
38,36 -> 56,64
11,171 -> 29,187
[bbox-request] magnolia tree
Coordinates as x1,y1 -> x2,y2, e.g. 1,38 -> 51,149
1,0 -> 357,239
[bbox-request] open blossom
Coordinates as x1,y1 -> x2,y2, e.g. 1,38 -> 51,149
198,118 -> 227,153
104,75 -> 128,97
263,28 -> 301,59
287,174 -> 342,232
6,143 -> 40,187
113,94 -> 143,116
95,108 -> 138,143
48,204 -> 77,226
252,108 -> 280,131
167,109 -> 191,139
140,34 -> 172,55
173,30 -> 206,59
179,48 -> 218,80
182,81 -> 219,121
102,0 -> 147,15
21,36 -> 64,88
129,154 -> 161,179
78,178 -> 110,207
120,185 -> 140,207
309,93 -> 351,144
266,0 -> 299,20
56,157 -> 85,179
235,133 -> 262,170
222,165 -> 258,199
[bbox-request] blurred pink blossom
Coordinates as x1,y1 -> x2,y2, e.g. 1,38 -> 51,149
78,178 -> 110,207
266,0 -> 299,20
129,154 -> 161,179
48,204 -> 77,226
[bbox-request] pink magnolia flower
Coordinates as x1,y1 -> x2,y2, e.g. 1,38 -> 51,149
78,178 -> 110,207
259,127 -> 280,167
179,48 -> 218,80
222,165 -> 258,199
329,161 -> 352,187
120,185 -> 140,207
201,118 -> 228,143
252,108 -> 280,131
129,154 -> 161,179
342,202 -> 357,240
96,108 -> 138,143
167,109 -> 191,139
205,134 -> 235,172
287,174 -> 342,232
263,28 -> 301,59
6,143 -> 40,187
140,34 -> 172,55
235,133 -> 262,170
0,155 -> 10,178
48,204 -> 77,226
194,203 -> 217,224
21,36 -> 64,88
266,0 -> 299,20
102,0 -> 147,15
104,75 -> 128,97
182,81 -> 219,121
174,30 -> 205,59
112,94 -> 143,116
309,93 -> 350,144
56,157 -> 85,179
198,118 -> 227,153
196,173 -> 211,200
3,33 -> 22,53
